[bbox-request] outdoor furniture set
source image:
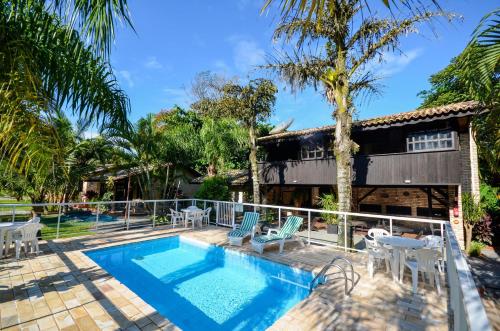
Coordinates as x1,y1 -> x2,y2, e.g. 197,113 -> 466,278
0,216 -> 43,259
365,228 -> 444,294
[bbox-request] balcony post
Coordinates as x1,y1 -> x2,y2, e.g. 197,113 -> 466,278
308,211 -> 311,245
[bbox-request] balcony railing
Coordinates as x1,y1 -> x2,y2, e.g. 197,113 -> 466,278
259,150 -> 461,186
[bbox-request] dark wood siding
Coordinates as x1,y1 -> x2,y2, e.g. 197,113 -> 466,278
259,150 -> 461,186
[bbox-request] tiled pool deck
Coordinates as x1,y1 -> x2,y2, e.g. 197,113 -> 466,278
0,226 -> 449,330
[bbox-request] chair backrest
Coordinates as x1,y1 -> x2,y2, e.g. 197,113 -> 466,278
203,207 -> 212,217
368,228 -> 390,239
278,216 -> 303,238
27,216 -> 40,223
170,209 -> 182,217
240,212 -> 259,232
415,248 -> 439,273
191,210 -> 205,220
364,237 -> 378,251
18,223 -> 41,241
423,235 -> 443,249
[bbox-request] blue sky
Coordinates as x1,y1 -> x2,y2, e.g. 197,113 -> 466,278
109,0 -> 497,131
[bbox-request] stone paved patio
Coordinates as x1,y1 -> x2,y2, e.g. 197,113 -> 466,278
0,226 -> 449,330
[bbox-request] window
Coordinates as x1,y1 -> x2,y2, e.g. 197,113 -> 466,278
407,130 -> 456,152
300,144 -> 324,160
359,204 -> 382,213
417,207 -> 448,218
386,205 -> 412,216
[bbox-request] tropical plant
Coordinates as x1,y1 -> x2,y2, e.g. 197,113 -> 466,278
473,214 -> 493,246
462,192 -> 484,251
0,0 -> 131,174
318,193 -> 338,225
194,176 -> 231,201
218,79 -> 278,204
261,0 -> 442,24
480,183 -> 499,214
468,240 -> 485,257
267,0 -> 443,245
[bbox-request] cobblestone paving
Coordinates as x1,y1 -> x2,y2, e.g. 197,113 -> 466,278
0,226 -> 449,330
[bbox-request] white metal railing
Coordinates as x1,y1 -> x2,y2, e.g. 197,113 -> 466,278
0,197 -> 491,329
445,224 -> 492,331
0,198 -> 448,249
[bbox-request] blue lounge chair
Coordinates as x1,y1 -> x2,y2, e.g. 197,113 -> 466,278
227,212 -> 260,246
251,215 -> 304,254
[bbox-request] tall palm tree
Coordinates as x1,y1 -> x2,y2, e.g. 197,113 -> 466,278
268,0 -> 444,245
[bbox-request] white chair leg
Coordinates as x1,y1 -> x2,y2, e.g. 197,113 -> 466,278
367,255 -> 374,278
435,273 -> 441,295
15,240 -> 21,259
279,240 -> 285,254
23,241 -> 29,254
411,268 -> 418,293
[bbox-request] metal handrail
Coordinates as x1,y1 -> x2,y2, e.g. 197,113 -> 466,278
309,257 -> 354,295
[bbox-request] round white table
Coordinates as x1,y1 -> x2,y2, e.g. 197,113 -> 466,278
376,236 -> 425,282
181,207 -> 203,229
0,222 -> 26,258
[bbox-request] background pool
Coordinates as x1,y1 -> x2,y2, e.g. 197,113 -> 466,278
86,236 -> 313,331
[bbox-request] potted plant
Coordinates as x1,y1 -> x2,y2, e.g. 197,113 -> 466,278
319,193 -> 339,234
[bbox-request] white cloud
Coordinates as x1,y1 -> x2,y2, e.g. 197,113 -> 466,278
164,87 -> 191,107
118,70 -> 134,88
232,39 -> 266,73
144,56 -> 163,69
375,48 -> 423,77
82,130 -> 99,139
214,60 -> 231,74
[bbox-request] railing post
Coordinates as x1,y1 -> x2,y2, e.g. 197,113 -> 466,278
153,201 -> 157,229
203,201 -> 206,210
389,218 -> 393,235
95,203 -> 100,231
56,205 -> 62,239
175,200 -> 178,212
278,207 -> 281,228
126,202 -> 131,230
232,202 -> 236,228
343,214 -> 347,252
11,206 -> 15,222
215,202 -> 219,226
308,211 -> 311,246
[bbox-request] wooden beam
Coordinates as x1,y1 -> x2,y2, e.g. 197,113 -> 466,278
427,187 -> 433,218
433,187 -> 449,200
358,187 -> 378,203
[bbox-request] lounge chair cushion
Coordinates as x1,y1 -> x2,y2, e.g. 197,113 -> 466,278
228,229 -> 247,238
228,212 -> 259,238
252,233 -> 292,243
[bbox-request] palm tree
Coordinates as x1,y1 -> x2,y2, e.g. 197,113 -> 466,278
219,79 -> 278,204
0,0 -> 131,173
268,0 -> 443,245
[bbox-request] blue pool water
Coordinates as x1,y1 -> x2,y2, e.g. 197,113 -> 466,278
86,236 -> 313,331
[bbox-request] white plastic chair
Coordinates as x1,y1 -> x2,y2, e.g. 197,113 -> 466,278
364,237 -> 391,278
368,228 -> 390,239
170,209 -> 184,228
404,248 -> 441,294
423,235 -> 444,273
13,223 -> 42,259
27,216 -> 40,223
202,208 -> 211,226
187,210 -> 204,229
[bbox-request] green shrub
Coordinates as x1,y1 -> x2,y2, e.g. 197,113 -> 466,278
468,241 -> 485,257
480,183 -> 499,213
318,193 -> 338,225
194,176 -> 231,201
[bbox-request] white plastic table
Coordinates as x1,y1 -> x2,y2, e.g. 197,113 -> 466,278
376,236 -> 425,282
181,207 -> 203,228
0,222 -> 26,258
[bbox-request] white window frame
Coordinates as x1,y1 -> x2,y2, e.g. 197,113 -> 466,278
406,130 -> 456,152
300,144 -> 324,160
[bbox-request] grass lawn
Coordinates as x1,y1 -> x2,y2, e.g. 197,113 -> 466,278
39,214 -> 93,240
0,199 -> 32,211
0,213 -> 93,240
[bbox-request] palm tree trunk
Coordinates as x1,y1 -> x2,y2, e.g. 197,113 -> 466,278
207,164 -> 217,177
249,124 -> 260,204
464,223 -> 473,251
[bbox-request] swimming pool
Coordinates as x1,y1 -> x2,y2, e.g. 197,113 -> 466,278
86,236 -> 313,330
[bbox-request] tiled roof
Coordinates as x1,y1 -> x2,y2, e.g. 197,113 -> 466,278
191,169 -> 250,186
259,101 -> 482,142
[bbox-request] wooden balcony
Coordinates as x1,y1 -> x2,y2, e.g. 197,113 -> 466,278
259,150 -> 461,186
